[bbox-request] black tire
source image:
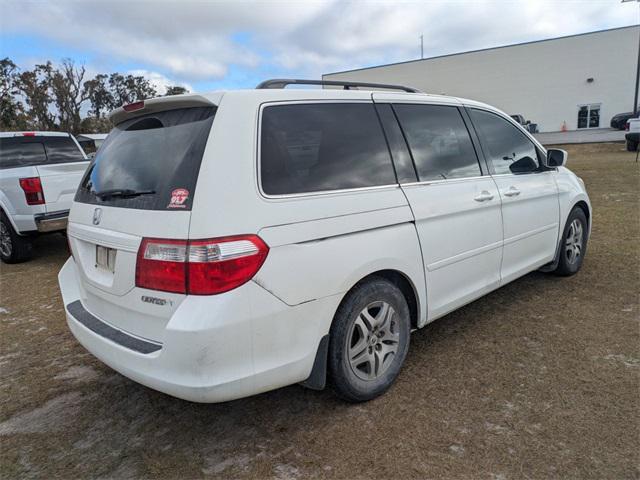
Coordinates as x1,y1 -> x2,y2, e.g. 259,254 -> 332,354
626,139 -> 638,152
0,212 -> 33,263
328,276 -> 411,402
553,207 -> 588,276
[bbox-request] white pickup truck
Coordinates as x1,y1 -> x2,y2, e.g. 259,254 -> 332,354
0,132 -> 89,263
626,116 -> 639,152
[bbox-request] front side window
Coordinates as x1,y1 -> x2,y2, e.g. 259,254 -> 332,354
260,103 -> 396,195
469,109 -> 540,175
393,104 -> 481,182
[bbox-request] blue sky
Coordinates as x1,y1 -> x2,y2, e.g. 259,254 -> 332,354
1,0 -> 637,94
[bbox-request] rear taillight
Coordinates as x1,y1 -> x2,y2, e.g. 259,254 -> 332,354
135,235 -> 269,295
19,177 -> 45,205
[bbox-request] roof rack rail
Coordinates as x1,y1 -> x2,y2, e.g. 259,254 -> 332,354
256,78 -> 421,93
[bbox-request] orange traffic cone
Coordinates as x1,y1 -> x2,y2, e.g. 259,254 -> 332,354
561,121 -> 567,132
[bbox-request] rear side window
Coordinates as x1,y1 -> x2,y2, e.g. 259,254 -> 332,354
43,137 -> 86,164
393,104 -> 481,182
469,109 -> 540,175
75,107 -> 216,211
260,103 -> 396,195
0,139 -> 46,169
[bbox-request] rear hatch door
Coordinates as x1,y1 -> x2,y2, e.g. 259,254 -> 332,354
68,100 -> 217,341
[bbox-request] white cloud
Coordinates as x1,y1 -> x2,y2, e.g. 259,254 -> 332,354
127,70 -> 193,95
1,0 -> 637,84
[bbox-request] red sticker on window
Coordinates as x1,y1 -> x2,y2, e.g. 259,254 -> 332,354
167,188 -> 189,208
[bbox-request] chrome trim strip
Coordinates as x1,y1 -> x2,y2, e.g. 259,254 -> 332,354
400,175 -> 488,187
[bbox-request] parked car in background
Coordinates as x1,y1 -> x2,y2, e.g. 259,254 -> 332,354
59,79 -> 591,404
625,116 -> 640,151
611,111 -> 635,130
510,113 -> 538,133
0,132 -> 89,263
76,133 -> 108,157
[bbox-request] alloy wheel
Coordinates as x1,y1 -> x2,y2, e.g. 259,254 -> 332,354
347,301 -> 400,381
565,219 -> 583,265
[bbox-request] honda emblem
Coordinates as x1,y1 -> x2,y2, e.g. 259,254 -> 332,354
92,208 -> 102,225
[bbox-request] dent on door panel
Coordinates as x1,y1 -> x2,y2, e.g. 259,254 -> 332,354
254,216 -> 425,318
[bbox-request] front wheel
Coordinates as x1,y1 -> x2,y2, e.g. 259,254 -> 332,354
0,213 -> 33,263
553,207 -> 588,276
328,277 -> 411,402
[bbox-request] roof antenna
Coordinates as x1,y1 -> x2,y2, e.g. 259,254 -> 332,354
420,34 -> 424,59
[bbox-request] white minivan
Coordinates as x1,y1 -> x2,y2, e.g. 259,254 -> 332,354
58,80 -> 591,403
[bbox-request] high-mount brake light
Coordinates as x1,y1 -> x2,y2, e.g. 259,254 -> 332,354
21,132 -> 36,137
135,235 -> 269,295
123,101 -> 145,112
19,177 -> 45,205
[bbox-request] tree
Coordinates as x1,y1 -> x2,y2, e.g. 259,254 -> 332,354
84,73 -> 115,119
79,115 -> 112,134
16,62 -> 56,131
109,73 -> 157,106
0,58 -> 28,130
164,85 -> 188,96
48,59 -> 88,133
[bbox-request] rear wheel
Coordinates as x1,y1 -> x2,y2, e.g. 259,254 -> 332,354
0,213 -> 33,263
553,207 -> 588,276
328,277 -> 411,402
626,139 -> 638,152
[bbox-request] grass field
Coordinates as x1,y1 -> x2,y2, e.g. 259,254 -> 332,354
1,142 -> 638,479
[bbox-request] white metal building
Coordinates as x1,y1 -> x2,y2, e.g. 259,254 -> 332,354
323,26 -> 639,133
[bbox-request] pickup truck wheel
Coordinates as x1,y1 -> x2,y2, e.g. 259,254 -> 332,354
0,214 -> 33,263
626,139 -> 638,152
553,207 -> 588,276
328,277 -> 410,402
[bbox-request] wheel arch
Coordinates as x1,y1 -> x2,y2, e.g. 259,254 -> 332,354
301,267 -> 424,391
573,200 -> 590,228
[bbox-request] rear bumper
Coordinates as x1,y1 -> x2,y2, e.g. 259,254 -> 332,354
35,210 -> 68,232
58,257 -> 339,403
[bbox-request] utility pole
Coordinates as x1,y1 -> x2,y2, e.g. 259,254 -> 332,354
622,0 -> 640,114
420,35 -> 424,59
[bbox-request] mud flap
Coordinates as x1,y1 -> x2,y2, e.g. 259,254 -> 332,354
300,334 -> 329,390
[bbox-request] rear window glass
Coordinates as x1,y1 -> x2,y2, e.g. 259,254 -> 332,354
44,136 -> 86,164
75,107 -> 215,211
260,103 -> 396,195
0,139 -> 47,169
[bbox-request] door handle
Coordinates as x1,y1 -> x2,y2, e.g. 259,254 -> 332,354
474,191 -> 494,202
504,186 -> 521,197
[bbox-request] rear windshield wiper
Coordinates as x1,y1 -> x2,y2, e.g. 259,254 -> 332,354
95,188 -> 156,199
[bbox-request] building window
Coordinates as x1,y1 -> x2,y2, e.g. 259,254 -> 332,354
577,104 -> 600,129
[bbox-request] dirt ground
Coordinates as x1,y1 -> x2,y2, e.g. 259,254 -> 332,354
1,142 -> 638,479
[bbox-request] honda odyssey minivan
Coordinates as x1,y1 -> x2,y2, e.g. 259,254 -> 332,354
58,79 -> 591,403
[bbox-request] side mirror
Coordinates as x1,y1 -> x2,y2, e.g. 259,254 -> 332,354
509,156 -> 538,174
546,148 -> 567,168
